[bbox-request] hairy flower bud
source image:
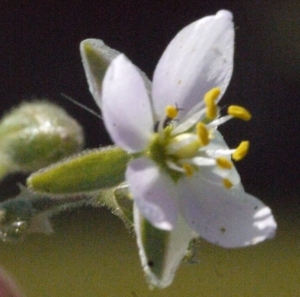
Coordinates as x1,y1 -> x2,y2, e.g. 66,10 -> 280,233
0,101 -> 84,177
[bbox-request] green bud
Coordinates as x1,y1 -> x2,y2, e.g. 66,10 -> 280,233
134,206 -> 194,289
27,146 -> 131,194
0,101 -> 84,177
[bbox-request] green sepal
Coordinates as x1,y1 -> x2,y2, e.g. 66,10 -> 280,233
112,183 -> 133,227
27,146 -> 131,194
134,206 -> 194,289
80,39 -> 152,107
141,218 -> 170,279
80,39 -> 120,105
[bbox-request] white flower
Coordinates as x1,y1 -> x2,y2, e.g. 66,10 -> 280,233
98,10 -> 276,248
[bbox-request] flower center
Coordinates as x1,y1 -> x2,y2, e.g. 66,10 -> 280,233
146,87 -> 251,188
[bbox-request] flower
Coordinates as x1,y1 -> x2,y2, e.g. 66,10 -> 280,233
98,10 -> 276,248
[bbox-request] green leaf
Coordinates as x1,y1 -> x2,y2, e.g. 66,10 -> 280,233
27,146 -> 131,194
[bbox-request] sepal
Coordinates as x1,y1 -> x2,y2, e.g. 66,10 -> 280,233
112,183 -> 133,226
80,39 -> 120,106
134,204 -> 195,288
80,39 -> 152,107
27,146 -> 131,194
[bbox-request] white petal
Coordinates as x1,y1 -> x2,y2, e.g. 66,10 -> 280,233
212,166 -> 241,185
189,156 -> 216,166
203,130 -> 233,157
126,158 -> 178,230
102,54 -> 153,152
178,175 -> 277,248
171,108 -> 206,135
152,10 -> 234,120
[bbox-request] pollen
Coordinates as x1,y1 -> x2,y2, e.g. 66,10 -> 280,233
227,105 -> 252,121
204,87 -> 221,120
196,122 -> 209,146
182,163 -> 194,177
165,105 -> 178,119
232,141 -> 250,161
216,157 -> 233,169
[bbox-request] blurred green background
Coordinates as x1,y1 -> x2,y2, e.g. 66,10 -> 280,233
0,204 -> 299,297
0,0 -> 299,296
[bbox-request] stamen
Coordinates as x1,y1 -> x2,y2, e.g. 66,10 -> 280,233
227,105 -> 252,121
196,122 -> 209,146
165,105 -> 178,119
204,87 -> 221,120
232,141 -> 250,161
182,163 -> 194,177
216,157 -> 233,169
223,178 -> 233,189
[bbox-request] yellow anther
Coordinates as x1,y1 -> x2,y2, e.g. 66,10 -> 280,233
232,141 -> 250,161
204,87 -> 221,120
165,105 -> 178,119
216,157 -> 233,169
182,163 -> 194,177
223,178 -> 233,189
227,105 -> 252,121
196,122 -> 209,146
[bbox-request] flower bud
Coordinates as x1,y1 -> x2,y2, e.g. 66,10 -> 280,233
0,101 -> 84,177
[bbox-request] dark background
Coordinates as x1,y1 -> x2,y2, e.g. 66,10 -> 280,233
0,0 -> 299,209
